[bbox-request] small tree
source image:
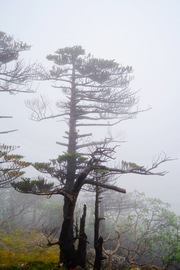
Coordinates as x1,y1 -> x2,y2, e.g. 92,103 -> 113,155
102,228 -> 121,270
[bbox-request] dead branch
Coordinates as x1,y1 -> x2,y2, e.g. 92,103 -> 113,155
0,129 -> 18,134
103,227 -> 121,270
84,179 -> 126,194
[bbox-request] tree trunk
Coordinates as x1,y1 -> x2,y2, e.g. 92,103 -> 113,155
59,167 -> 91,268
94,185 -> 100,249
94,236 -> 104,270
99,200 -> 106,236
77,204 -> 87,268
94,185 -> 104,270
59,63 -> 79,269
59,216 -> 76,269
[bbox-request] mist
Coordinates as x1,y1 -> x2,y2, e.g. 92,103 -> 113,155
0,0 -> 180,215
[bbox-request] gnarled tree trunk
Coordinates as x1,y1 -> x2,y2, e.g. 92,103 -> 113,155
59,168 -> 91,269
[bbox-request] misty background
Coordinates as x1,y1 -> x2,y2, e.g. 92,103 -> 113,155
0,0 -> 180,213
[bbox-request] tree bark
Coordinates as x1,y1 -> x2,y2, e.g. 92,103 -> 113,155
77,204 -> 87,268
59,62 -> 78,269
59,167 -> 91,268
94,236 -> 104,270
59,217 -> 76,268
94,185 -> 104,270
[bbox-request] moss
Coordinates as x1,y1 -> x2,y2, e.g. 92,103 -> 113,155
0,230 -> 59,267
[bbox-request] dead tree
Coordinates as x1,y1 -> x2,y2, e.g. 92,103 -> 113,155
103,228 -> 121,270
77,204 -> 88,268
93,176 -> 107,270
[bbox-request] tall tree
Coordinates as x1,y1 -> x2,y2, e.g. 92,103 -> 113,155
24,46 -> 139,267
13,46 -> 170,268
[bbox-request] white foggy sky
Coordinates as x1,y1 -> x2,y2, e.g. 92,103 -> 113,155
0,0 -> 180,213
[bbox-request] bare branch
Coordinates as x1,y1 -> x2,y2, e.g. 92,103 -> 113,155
25,95 -> 68,121
0,129 -> 18,134
0,115 -> 13,118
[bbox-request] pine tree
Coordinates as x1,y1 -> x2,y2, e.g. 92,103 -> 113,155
13,46 -> 170,268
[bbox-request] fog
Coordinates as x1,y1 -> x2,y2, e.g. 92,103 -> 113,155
1,0 -> 180,213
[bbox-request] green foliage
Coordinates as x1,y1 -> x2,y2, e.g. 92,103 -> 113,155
57,152 -> 87,162
47,45 -> 85,67
77,57 -> 132,84
32,152 -> 88,185
157,211 -> 180,267
0,144 -> 31,188
101,191 -> 180,266
47,45 -> 132,85
45,45 -> 136,125
33,162 -> 53,174
12,178 -> 54,193
163,243 -> 180,267
0,31 -> 30,64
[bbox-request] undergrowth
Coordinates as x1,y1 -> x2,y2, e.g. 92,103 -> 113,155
0,230 -> 59,267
